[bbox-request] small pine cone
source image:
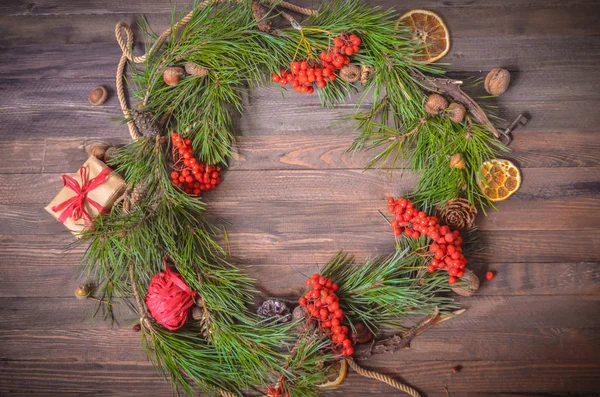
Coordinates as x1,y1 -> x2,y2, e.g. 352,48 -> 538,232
251,1 -> 273,33
360,65 -> 374,86
257,299 -> 291,323
184,62 -> 208,78
451,269 -> 480,297
129,182 -> 148,207
340,64 -> 361,83
438,198 -> 477,231
131,110 -> 162,138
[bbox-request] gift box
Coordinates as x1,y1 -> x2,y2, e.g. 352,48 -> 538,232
45,156 -> 126,237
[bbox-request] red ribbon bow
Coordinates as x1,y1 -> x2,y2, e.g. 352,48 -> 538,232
51,166 -> 113,224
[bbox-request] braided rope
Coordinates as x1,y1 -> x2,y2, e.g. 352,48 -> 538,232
346,357 -> 422,397
115,0 -> 316,142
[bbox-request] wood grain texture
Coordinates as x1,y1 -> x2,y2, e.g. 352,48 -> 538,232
2,295 -> 599,331
1,359 -> 599,395
1,0 -> 600,396
1,260 -> 599,298
1,128 -> 599,174
2,326 -> 599,362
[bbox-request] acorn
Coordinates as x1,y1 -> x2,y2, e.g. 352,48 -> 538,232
447,102 -> 466,123
350,322 -> 373,344
163,66 -> 184,86
89,86 -> 108,106
424,94 -> 448,115
449,153 -> 466,169
484,68 -> 511,96
75,285 -> 91,300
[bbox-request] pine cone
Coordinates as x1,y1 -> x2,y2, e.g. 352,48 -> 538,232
251,1 -> 273,33
184,62 -> 208,77
360,65 -> 374,86
257,299 -> 291,323
131,110 -> 161,138
129,182 -> 148,207
438,198 -> 477,231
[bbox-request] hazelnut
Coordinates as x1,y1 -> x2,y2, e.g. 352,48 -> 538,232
103,147 -> 118,163
424,94 -> 448,115
447,102 -> 466,123
451,269 -> 480,297
339,64 -> 361,83
449,153 -> 466,169
91,145 -> 106,160
484,68 -> 511,96
192,306 -> 204,321
350,322 -> 373,344
89,86 -> 108,106
163,66 -> 184,87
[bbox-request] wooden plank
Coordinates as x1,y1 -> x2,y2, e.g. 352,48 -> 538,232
0,167 -> 596,205
0,359 -> 599,395
1,295 -> 599,330
1,78 -> 599,143
2,196 -> 599,237
1,128 -> 599,174
1,227 -> 597,267
1,326 -> 599,363
1,258 -> 599,298
2,4 -> 599,47
2,0 -> 599,16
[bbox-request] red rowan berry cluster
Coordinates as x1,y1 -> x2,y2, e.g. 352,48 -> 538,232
170,132 -> 222,195
271,32 -> 361,94
265,386 -> 289,397
298,273 -> 354,357
387,197 -> 467,284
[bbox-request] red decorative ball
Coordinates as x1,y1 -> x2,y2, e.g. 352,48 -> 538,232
485,271 -> 495,280
145,259 -> 197,331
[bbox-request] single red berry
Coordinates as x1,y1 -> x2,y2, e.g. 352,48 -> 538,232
485,271 -> 495,280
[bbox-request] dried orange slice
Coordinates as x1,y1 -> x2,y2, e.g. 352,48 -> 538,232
317,359 -> 348,388
399,9 -> 450,64
477,159 -> 521,202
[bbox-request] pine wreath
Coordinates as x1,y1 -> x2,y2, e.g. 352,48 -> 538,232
55,1 -> 524,396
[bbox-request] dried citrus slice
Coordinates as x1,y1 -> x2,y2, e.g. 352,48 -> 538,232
477,159 -> 522,202
317,359 -> 348,388
399,9 -> 450,64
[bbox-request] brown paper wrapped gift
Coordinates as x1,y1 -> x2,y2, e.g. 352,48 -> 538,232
45,156 -> 126,237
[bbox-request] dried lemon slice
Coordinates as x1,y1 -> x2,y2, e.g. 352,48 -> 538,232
317,359 -> 348,388
399,9 -> 450,64
477,159 -> 522,202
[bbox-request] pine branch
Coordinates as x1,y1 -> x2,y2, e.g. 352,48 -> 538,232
320,251 -> 456,332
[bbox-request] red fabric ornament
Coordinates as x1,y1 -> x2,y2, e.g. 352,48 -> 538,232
145,260 -> 197,331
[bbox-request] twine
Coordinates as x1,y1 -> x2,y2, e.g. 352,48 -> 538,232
114,2 -> 417,396
115,0 -> 316,141
346,357 -> 422,397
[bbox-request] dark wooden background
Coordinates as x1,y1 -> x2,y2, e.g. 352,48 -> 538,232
1,0 -> 599,396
